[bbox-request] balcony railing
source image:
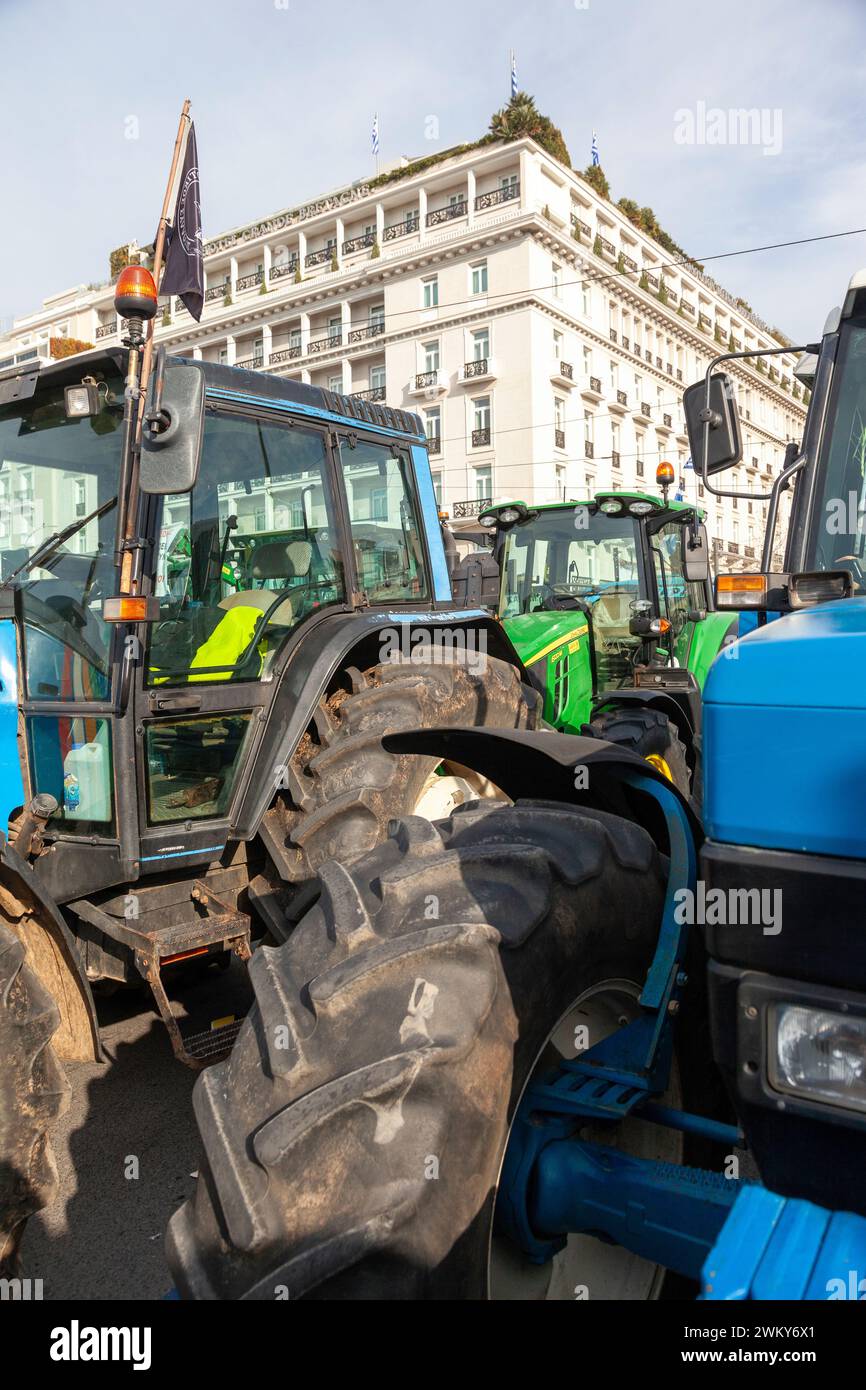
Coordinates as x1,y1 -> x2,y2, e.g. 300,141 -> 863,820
269,345 -> 302,365
305,246 -> 336,268
383,214 -> 419,241
453,497 -> 492,518
609,328 -> 618,343
237,270 -> 263,292
308,332 -> 342,354
471,427 -> 491,447
554,429 -> 565,450
645,349 -> 653,363
646,274 -> 660,292
611,450 -> 621,468
641,402 -> 652,417
475,183 -> 519,210
463,357 -> 490,379
426,435 -> 442,455
348,321 -> 385,343
598,236 -> 616,259
205,282 -> 230,302
584,440 -> 594,458
621,254 -> 638,272
270,258 -> 299,281
415,370 -> 439,389
666,362 -> 674,376
589,375 -> 601,393
95,322 -> 116,339
633,342 -> 642,357
573,217 -> 592,240
656,356 -> 663,369
426,200 -> 468,227
342,231 -> 376,255
662,414 -> 673,428
616,389 -> 628,406
556,360 -> 574,380
676,369 -> 683,382
352,385 -> 386,402
236,355 -> 263,370
622,336 -> 630,350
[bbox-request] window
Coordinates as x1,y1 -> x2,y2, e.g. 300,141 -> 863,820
290,327 -> 302,350
432,471 -> 443,505
328,316 -> 341,343
582,345 -> 592,376
475,465 -> 492,500
554,397 -> 565,432
369,304 -> 385,332
471,261 -> 488,295
584,411 -> 594,443
611,422 -> 620,459
370,364 -> 386,390
473,396 -> 491,436
582,285 -> 591,317
609,359 -> 618,390
500,173 -> 518,195
424,406 -> 441,443
218,347 -> 228,365
341,438 -> 429,603
552,262 -> 562,297
553,329 -> 563,357
449,192 -> 464,209
423,341 -> 440,372
74,477 -> 87,518
422,276 -> 439,309
472,328 -> 490,361
328,374 -> 343,393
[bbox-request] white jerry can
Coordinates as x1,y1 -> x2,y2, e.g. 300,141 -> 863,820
63,734 -> 111,822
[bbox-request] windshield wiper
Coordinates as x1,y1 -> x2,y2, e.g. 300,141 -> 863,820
0,496 -> 117,590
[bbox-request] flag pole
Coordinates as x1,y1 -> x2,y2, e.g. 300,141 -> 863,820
122,98 -> 192,591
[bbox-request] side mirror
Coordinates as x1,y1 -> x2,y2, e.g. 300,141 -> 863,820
139,359 -> 205,495
683,372 -> 742,476
681,521 -> 710,584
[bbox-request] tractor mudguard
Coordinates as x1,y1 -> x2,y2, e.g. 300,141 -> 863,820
383,725 -> 703,852
0,839 -> 101,1063
590,684 -> 700,748
232,607 -> 529,841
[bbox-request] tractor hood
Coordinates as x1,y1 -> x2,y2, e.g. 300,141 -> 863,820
703,596 -> 866,857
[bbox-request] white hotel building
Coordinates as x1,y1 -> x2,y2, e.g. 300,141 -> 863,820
0,136 -> 806,569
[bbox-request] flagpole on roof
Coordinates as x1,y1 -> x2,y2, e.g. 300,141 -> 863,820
120,99 -> 192,591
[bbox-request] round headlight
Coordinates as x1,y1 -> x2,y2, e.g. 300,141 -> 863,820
629,501 -> 655,516
478,512 -> 498,528
498,507 -> 521,524
599,499 -> 623,515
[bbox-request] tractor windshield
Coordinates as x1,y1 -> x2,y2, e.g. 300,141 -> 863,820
0,377 -> 123,700
804,319 -> 866,592
499,506 -> 641,617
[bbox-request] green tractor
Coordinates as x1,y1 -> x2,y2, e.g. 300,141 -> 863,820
461,481 -> 737,797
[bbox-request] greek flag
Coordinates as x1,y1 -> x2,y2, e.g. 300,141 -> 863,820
591,131 -> 600,167
371,113 -> 380,157
683,455 -> 694,470
510,50 -> 518,98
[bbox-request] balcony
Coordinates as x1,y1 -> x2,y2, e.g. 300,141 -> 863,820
640,401 -> 652,418
581,374 -> 604,402
656,413 -> 673,432
471,427 -> 492,448
383,213 -> 419,241
348,321 -> 386,344
236,355 -> 263,370
656,356 -> 663,370
609,328 -> 618,343
609,389 -> 629,414
426,200 -> 467,227
645,274 -> 660,292
351,385 -> 386,402
408,369 -> 448,398
699,313 -> 712,332
458,357 -> 496,385
270,258 -> 299,282
611,451 -> 621,469
621,254 -> 638,273
269,344 -> 302,366
453,497 -> 492,519
426,435 -> 442,455
205,282 -> 230,303
308,332 -> 342,355
554,429 -> 566,450
343,231 -> 376,256
475,183 -> 519,210
584,440 -> 594,459
622,336 -> 630,350
237,270 -> 263,292
666,363 -> 674,376
95,322 -> 116,340
305,246 -> 336,269
680,300 -> 695,317
551,359 -> 575,388
597,236 -> 616,261
572,216 -> 592,241
645,349 -> 653,363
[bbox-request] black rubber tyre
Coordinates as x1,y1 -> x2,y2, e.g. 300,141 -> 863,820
585,706 -> 691,799
0,922 -> 70,1273
167,799 -> 721,1300
261,653 -> 539,882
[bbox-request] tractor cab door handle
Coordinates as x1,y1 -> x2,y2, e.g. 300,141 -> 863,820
150,693 -> 202,713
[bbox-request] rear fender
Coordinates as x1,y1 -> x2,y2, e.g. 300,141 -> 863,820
383,726 -> 702,854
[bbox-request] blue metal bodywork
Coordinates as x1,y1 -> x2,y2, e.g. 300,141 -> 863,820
0,620 -> 24,829
701,1185 -> 866,1300
703,597 -> 866,857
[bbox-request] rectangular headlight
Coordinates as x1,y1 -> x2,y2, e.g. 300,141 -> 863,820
770,1003 -> 866,1114
788,570 -> 853,607
64,383 -> 100,418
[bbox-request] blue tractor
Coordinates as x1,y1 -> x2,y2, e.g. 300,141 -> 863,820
167,272 -> 866,1301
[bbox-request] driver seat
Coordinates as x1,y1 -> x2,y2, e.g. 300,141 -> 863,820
591,591 -> 635,652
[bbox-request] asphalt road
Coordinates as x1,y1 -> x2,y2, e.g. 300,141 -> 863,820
20,957 -> 253,1301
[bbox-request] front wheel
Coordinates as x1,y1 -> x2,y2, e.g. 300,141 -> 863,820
168,800 -> 717,1300
585,706 -> 692,800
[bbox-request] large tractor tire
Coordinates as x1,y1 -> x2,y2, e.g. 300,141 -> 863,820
0,922 -> 70,1273
264,653 -> 538,882
167,800 -> 720,1300
585,706 -> 692,800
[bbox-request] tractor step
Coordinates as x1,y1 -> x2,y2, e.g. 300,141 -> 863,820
180,1016 -> 245,1064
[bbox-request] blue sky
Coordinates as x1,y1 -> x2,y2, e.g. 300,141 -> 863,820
3,0 -> 865,341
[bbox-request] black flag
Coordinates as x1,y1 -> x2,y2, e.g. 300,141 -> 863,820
161,122 -> 203,321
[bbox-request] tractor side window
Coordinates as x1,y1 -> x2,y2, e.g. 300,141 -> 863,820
339,439 -> 429,603
651,520 -> 696,665
146,412 -> 345,685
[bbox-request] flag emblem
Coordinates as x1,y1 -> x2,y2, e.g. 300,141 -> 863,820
591,131 -> 600,166
161,122 -> 204,321
372,113 -> 380,157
